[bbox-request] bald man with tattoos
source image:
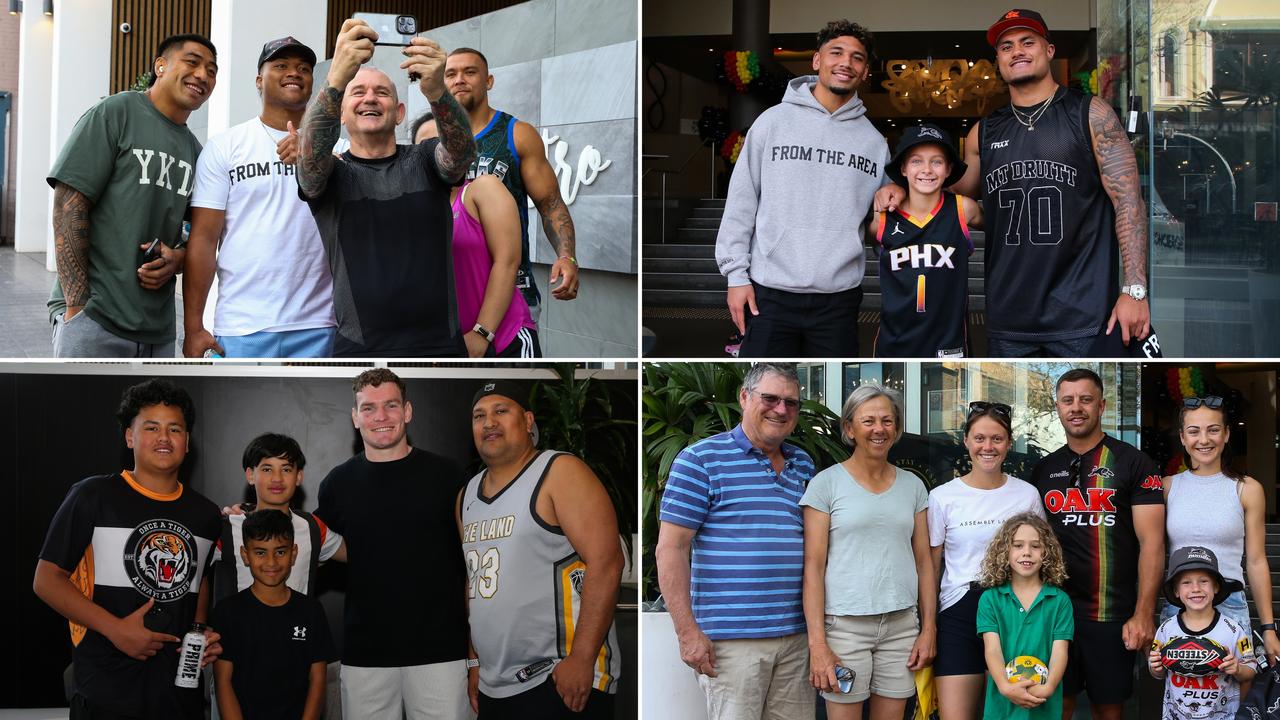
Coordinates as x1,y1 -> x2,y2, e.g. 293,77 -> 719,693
296,18 -> 477,357
877,9 -> 1151,358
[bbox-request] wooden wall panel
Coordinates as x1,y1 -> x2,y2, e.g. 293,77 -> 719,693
110,0 -> 212,94
325,1 -> 526,58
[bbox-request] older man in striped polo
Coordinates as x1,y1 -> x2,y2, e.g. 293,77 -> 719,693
656,362 -> 816,719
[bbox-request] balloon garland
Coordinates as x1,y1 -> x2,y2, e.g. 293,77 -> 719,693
721,130 -> 746,164
724,50 -> 760,93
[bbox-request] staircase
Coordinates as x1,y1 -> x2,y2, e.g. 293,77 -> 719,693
643,198 -> 988,314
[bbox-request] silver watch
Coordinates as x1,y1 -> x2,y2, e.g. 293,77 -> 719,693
1121,284 -> 1147,301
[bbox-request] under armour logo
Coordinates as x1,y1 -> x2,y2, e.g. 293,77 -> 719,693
293,626 -> 307,639
891,222 -> 904,236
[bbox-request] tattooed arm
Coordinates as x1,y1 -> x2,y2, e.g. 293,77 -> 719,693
516,120 -> 579,299
1089,96 -> 1150,343
296,84 -> 343,199
429,90 -> 478,184
52,183 -> 92,319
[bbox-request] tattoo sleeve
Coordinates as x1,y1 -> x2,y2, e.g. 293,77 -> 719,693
429,90 -> 478,184
535,192 -> 576,258
52,183 -> 92,308
297,84 -> 343,198
1090,97 -> 1148,286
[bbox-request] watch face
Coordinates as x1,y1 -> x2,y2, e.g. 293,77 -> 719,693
1127,285 -> 1147,300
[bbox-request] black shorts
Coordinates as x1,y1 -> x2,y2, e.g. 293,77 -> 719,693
1062,618 -> 1136,704
934,584 -> 988,676
478,679 -> 615,720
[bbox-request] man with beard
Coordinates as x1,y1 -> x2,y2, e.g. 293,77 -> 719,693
184,36 -> 337,358
34,379 -> 222,718
715,20 -> 890,357
458,381 -> 623,718
878,9 -> 1151,357
314,369 -> 470,718
656,363 -> 816,718
1031,368 -> 1164,719
297,19 -> 476,357
443,48 -> 579,322
49,35 -> 217,357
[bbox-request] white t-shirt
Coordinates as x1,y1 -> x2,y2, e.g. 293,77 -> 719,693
190,118 -> 336,336
800,464 -> 929,616
1155,611 -> 1256,719
213,509 -> 343,595
927,475 -> 1044,611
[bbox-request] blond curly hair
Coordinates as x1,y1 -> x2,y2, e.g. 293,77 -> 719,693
978,512 -> 1068,588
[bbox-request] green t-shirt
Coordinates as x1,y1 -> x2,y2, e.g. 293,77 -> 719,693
47,91 -> 202,345
976,583 -> 1075,720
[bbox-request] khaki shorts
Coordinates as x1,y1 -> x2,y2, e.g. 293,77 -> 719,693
696,633 -> 814,720
821,607 -> 919,703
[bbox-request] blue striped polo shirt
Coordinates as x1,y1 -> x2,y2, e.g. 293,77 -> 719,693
659,424 -> 814,640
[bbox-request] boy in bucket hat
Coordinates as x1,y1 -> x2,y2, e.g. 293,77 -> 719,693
871,124 -> 982,358
1148,546 -> 1256,719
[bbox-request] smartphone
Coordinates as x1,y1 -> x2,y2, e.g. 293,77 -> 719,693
141,238 -> 161,267
353,13 -> 418,46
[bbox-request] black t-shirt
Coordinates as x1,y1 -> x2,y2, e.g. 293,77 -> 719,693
1030,434 -> 1164,622
315,447 -> 468,666
303,140 -> 465,358
210,588 -> 334,720
979,86 -> 1119,341
38,472 -> 221,718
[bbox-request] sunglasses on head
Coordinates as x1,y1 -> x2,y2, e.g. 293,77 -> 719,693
751,390 -> 800,412
1183,396 -> 1223,410
968,401 -> 1012,418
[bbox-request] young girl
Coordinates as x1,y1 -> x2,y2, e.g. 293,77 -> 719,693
975,513 -> 1074,719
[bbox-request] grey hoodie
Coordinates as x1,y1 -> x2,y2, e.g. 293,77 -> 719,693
716,76 -> 890,294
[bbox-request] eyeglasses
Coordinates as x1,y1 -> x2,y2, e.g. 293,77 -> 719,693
1183,396 -> 1223,410
750,390 -> 801,412
968,401 -> 1012,418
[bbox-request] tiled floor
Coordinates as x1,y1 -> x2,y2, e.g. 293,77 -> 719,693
0,248 -> 185,358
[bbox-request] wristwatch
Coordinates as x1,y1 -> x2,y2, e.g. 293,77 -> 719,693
472,323 -> 496,343
1121,284 -> 1147,301
466,658 -> 480,669
1261,622 -> 1277,634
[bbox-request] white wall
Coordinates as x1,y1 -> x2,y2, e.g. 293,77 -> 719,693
13,8 -> 52,254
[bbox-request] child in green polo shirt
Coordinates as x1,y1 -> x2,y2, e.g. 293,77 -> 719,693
975,512 -> 1075,719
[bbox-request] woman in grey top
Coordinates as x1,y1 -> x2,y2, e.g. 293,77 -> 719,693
801,382 -> 936,720
1162,395 -> 1278,664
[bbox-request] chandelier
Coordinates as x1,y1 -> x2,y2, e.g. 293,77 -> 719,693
881,58 -> 1006,113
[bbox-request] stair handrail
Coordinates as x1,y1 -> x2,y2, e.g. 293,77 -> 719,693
642,142 -> 716,244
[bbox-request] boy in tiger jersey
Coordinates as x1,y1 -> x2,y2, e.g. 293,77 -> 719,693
872,124 -> 982,357
34,379 -> 223,719
459,380 -> 623,719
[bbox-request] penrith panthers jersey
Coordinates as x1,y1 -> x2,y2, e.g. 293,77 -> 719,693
460,450 -> 621,699
979,86 -> 1119,342
39,471 -> 220,718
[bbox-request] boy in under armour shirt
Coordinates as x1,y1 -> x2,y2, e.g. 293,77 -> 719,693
873,124 -> 983,357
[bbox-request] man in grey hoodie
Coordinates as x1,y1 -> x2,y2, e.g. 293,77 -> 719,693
716,20 -> 891,357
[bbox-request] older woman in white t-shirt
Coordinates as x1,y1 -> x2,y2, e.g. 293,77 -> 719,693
926,402 -> 1044,719
802,382 -> 936,720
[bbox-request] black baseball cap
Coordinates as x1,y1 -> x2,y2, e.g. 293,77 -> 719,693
258,36 -> 317,70
886,124 -> 967,187
1163,546 -> 1242,608
987,9 -> 1051,47
472,380 -> 530,412
1089,325 -> 1164,358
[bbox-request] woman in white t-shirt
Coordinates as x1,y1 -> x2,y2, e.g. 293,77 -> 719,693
927,402 -> 1044,720
801,382 -> 935,720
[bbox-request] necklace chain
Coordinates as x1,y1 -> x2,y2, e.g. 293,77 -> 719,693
1011,90 -> 1057,131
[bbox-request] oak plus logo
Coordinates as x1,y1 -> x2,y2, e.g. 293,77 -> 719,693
1043,487 -> 1118,527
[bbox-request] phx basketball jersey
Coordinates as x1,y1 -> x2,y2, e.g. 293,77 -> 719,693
980,86 -> 1118,341
460,451 -> 621,699
873,192 -> 972,357
469,110 -> 539,308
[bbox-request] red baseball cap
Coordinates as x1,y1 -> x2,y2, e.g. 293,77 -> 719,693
987,9 -> 1051,47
